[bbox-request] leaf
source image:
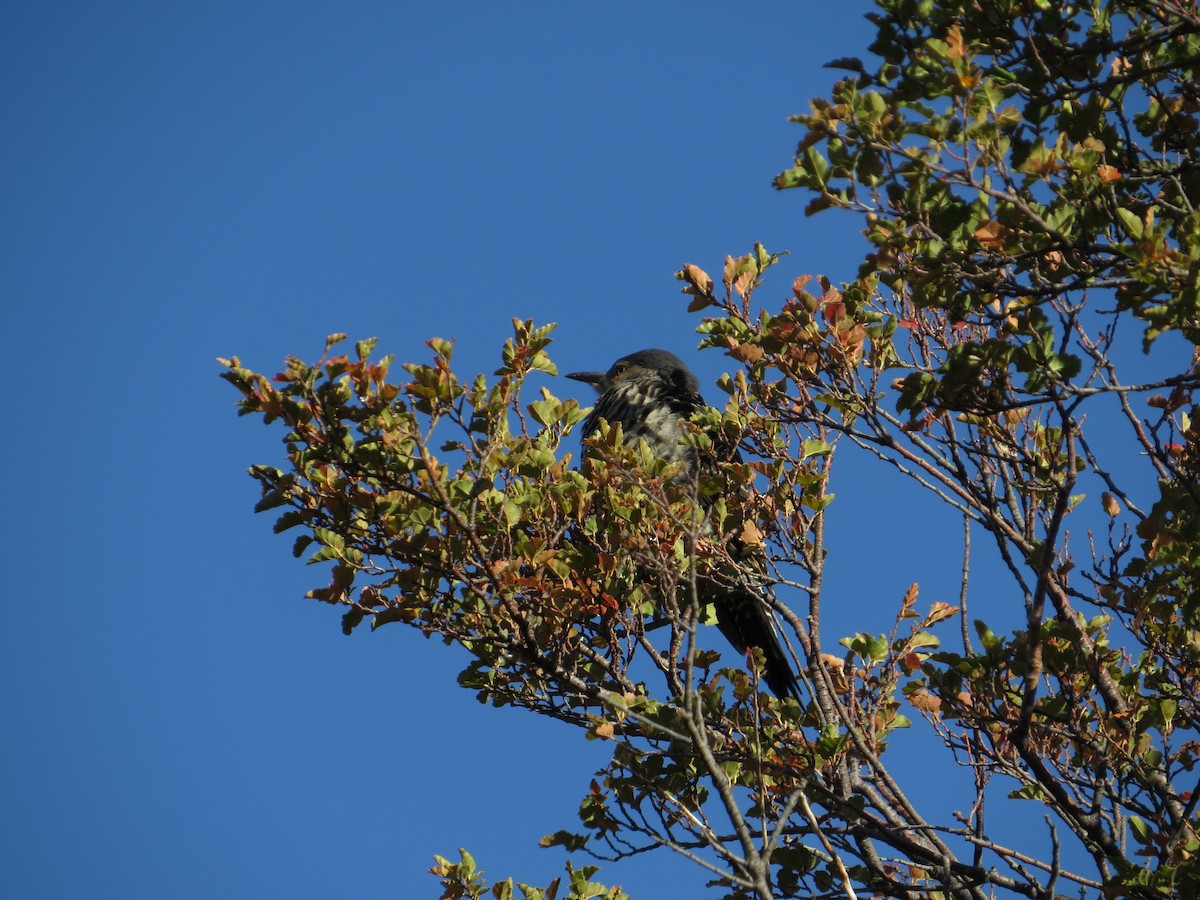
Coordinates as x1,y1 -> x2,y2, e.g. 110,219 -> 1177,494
804,147 -> 829,185
306,546 -> 341,565
540,830 -> 590,852
925,602 -> 958,625
1128,815 -> 1153,845
820,653 -> 848,690
356,337 -> 379,360
272,508 -> 310,534
739,519 -> 764,546
805,194 -> 836,217
527,398 -> 559,426
906,632 -> 940,650
727,339 -> 764,365
313,528 -> 345,550
341,607 -> 365,635
801,438 -> 832,458
1009,784 -> 1046,801
680,263 -> 714,295
1116,207 -> 1143,239
254,488 -> 291,513
503,500 -> 522,529
945,25 -> 966,60
824,56 -> 866,73
908,689 -> 942,714
973,221 -> 1007,247
974,620 -> 1001,651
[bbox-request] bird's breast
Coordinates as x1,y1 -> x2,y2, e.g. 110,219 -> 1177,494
587,383 -> 692,466
628,403 -> 690,463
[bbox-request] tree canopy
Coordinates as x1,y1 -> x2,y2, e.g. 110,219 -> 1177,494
222,1 -> 1200,896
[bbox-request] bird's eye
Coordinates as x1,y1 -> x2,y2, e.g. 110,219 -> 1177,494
612,362 -> 628,375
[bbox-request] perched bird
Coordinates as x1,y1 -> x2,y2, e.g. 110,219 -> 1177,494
567,349 -> 799,699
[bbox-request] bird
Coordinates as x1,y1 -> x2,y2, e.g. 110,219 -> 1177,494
567,348 -> 799,700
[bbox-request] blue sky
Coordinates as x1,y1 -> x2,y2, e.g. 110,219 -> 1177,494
0,2 -> 1107,897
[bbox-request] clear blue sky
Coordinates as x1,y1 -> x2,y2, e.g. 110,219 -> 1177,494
0,2 -> 1034,897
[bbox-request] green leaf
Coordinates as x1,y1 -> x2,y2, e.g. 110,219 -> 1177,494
1116,207 -> 1143,239
1128,815 -> 1152,845
801,438 -> 833,458
306,546 -> 341,565
527,398 -> 558,426
272,509 -> 310,534
312,528 -> 345,550
974,621 -> 1002,651
1009,784 -> 1046,800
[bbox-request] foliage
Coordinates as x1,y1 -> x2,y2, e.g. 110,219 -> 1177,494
221,1 -> 1200,897
430,849 -> 628,900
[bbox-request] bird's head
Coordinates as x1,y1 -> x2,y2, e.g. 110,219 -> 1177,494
566,348 -> 699,396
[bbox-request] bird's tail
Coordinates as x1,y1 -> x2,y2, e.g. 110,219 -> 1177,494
712,586 -> 799,700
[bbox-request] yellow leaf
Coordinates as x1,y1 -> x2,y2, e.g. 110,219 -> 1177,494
945,25 -> 966,60
681,263 -> 713,293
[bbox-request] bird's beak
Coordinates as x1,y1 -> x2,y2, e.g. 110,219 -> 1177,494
566,370 -> 607,390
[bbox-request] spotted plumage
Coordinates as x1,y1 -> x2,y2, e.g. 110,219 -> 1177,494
567,349 -> 799,699
573,349 -> 703,465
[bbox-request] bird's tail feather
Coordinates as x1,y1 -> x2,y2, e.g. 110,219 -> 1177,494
712,587 -> 799,700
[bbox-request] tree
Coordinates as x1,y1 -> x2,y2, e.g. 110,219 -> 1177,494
220,1 -> 1200,896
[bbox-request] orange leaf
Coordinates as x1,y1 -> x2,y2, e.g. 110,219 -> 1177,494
926,601 -> 959,625
727,338 -> 764,365
973,221 -> 1007,247
909,689 -> 942,715
733,269 -> 755,298
739,519 -> 764,546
